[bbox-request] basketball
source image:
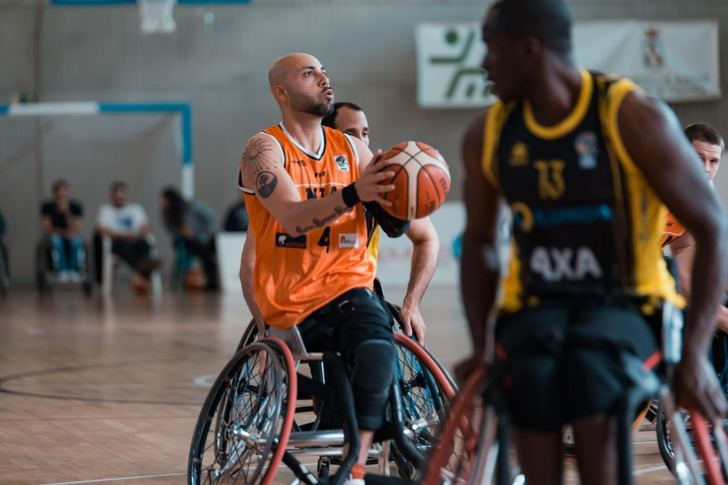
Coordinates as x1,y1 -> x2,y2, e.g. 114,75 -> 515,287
378,141 -> 450,220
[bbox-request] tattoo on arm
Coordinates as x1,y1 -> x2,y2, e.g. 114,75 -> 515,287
256,171 -> 277,199
295,205 -> 350,234
242,137 -> 278,199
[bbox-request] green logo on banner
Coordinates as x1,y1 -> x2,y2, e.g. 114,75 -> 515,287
429,28 -> 492,100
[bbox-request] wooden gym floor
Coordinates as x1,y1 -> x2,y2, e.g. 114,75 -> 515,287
0,285 -> 677,484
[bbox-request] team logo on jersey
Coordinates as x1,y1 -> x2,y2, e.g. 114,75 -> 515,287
575,131 -> 598,169
335,155 -> 350,172
276,232 -> 307,249
338,233 -> 359,248
530,246 -> 603,282
508,142 -> 529,166
512,202 -> 612,233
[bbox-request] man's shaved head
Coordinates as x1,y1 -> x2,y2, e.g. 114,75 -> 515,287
267,52 -> 333,117
268,53 -> 321,88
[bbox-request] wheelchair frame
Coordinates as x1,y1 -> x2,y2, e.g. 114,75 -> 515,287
35,235 -> 93,296
188,315 -> 456,485
424,351 -> 728,485
653,332 -> 728,481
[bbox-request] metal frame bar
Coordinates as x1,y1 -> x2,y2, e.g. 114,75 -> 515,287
0,101 -> 194,197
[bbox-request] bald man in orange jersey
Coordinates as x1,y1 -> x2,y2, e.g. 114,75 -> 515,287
238,53 -> 399,482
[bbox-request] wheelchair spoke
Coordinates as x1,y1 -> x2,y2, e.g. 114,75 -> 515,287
191,343 -> 292,484
391,336 -> 454,479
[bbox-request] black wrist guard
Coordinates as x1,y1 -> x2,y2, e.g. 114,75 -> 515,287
342,183 -> 361,207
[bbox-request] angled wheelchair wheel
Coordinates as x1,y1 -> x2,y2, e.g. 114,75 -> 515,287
391,333 -> 456,478
237,319 -> 260,352
188,338 -> 297,485
655,403 -> 728,484
422,365 -> 512,485
656,402 -> 677,474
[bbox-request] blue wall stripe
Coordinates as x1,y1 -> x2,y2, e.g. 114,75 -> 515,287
51,0 -> 251,5
0,103 -> 192,167
99,102 -> 192,166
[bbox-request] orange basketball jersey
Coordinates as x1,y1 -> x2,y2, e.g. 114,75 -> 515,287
662,211 -> 686,247
240,123 -> 375,329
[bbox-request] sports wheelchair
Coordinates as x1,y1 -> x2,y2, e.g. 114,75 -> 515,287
423,305 -> 728,485
35,235 -> 92,296
188,301 -> 456,484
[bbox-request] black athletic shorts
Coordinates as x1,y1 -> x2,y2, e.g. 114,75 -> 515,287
495,302 -> 661,432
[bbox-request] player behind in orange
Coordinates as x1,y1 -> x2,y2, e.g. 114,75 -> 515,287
322,101 -> 439,342
238,53 -> 403,483
663,123 -> 728,333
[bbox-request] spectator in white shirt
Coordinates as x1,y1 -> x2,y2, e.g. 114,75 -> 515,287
94,181 -> 159,292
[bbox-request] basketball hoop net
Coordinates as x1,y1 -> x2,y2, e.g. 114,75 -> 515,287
138,0 -> 177,34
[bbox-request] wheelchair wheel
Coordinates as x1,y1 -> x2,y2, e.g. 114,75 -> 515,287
35,243 -> 51,294
422,365 -> 511,485
237,319 -> 260,352
656,402 -> 679,474
188,338 -> 297,485
391,333 -> 456,478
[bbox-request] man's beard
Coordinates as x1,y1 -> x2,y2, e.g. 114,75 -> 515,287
291,92 -> 333,117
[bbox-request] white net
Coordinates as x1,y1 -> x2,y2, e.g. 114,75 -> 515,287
138,0 -> 177,34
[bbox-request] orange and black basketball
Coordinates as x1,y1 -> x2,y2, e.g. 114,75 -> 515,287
378,141 -> 450,220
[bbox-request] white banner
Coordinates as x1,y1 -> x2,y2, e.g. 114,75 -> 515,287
376,202 -> 464,287
417,21 -> 720,107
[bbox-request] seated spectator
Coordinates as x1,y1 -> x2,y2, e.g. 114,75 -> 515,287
40,179 -> 85,281
223,198 -> 249,232
160,187 -> 219,291
94,181 -> 160,292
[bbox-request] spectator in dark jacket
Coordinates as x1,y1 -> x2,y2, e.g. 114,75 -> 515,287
160,187 -> 219,291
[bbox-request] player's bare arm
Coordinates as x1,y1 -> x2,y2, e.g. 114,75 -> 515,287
400,217 -> 438,343
241,133 -> 394,236
460,111 -> 506,361
670,233 -> 728,333
618,91 -> 728,420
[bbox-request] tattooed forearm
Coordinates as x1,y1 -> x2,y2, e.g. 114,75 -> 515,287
241,137 -> 278,197
295,205 -> 350,234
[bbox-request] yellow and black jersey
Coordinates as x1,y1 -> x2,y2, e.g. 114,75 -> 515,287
366,216 -> 381,268
482,69 -> 683,313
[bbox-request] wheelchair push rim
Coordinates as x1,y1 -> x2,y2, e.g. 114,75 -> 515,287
188,338 -> 297,484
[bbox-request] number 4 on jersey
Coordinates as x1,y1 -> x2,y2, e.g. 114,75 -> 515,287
318,227 -> 331,252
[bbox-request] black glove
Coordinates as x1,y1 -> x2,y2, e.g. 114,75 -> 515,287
363,201 -> 410,238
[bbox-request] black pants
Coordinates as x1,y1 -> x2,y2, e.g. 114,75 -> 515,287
93,233 -> 153,283
298,288 -> 396,431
